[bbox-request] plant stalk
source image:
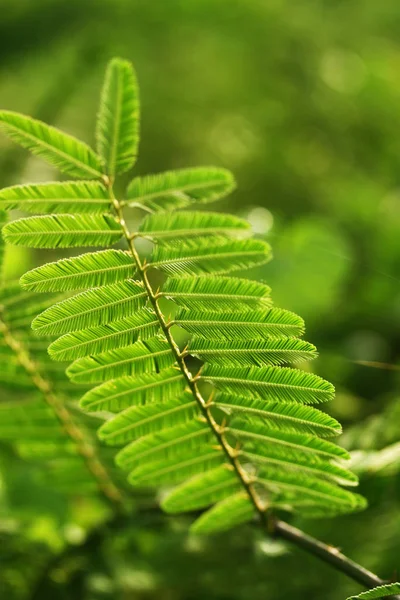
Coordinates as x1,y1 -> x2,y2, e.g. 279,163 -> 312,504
109,183 -> 396,597
273,519 -> 395,591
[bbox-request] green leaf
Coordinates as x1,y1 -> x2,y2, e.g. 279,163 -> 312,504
80,368 -> 185,412
347,583 -> 400,600
128,448 -> 224,487
20,250 -> 135,292
32,279 -> 146,336
256,465 -> 366,514
0,110 -> 103,178
48,307 -> 158,361
0,181 -> 111,214
191,493 -> 255,534
176,307 -> 304,339
67,336 -> 175,383
215,394 -> 341,437
202,364 -> 335,404
161,275 -> 272,311
138,211 -> 251,241
126,167 -> 236,212
242,447 -> 357,487
230,418 -> 349,459
162,465 -> 240,513
3,214 -> 122,248
99,393 -> 197,446
149,237 -> 271,276
116,420 -> 212,470
96,58 -> 139,176
190,337 -> 317,366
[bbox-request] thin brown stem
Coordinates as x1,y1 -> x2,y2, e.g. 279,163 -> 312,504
274,519 -> 394,591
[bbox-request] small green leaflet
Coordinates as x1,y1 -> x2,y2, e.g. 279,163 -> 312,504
48,308 -> 158,361
3,214 -> 122,248
0,181 -> 110,214
96,57 -> 139,176
67,337 -> 175,383
150,236 -> 272,277
138,211 -> 251,241
162,465 -> 240,513
191,493 -> 255,534
0,110 -> 103,179
161,275 -> 272,311
202,364 -> 335,404
32,279 -> 147,336
126,167 -> 236,212
80,368 -> 186,413
20,250 -> 135,292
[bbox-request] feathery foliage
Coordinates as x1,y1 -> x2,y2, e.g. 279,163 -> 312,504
96,57 -> 139,176
0,56 -> 364,537
0,111 -> 103,178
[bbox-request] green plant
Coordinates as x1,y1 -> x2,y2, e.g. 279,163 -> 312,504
0,57 -> 397,597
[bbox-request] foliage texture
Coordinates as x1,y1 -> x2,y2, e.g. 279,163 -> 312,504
0,57 -> 365,534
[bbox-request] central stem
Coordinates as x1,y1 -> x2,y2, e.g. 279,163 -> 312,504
108,184 -> 394,595
110,188 -> 269,528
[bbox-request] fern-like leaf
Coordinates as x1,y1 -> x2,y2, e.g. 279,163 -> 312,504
0,111 -> 103,178
138,211 -> 251,241
126,167 -> 235,212
162,465 -> 240,513
229,418 -> 349,459
80,368 -> 185,413
67,337 -> 175,383
20,250 -> 135,292
150,236 -> 271,276
191,493 -> 256,534
202,364 -> 335,404
0,56 -> 364,535
255,466 -> 365,513
128,448 -> 224,487
48,307 -> 159,361
215,394 -> 341,437
116,420 -> 212,470
3,214 -> 122,248
177,308 -> 304,340
96,57 -> 139,176
189,337 -> 316,366
161,275 -> 272,311
99,393 -> 197,445
32,280 -> 146,336
0,181 -> 110,214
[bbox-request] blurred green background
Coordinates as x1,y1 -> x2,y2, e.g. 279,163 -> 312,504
0,0 -> 399,598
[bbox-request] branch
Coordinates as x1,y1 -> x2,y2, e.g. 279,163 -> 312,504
274,518 -> 399,594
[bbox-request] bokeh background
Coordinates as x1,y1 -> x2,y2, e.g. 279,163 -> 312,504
0,1 -> 399,599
